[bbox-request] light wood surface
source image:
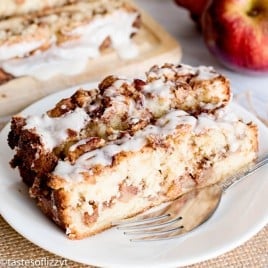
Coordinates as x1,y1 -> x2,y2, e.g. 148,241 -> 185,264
0,3 -> 181,117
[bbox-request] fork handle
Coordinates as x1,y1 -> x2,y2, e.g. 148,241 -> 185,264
221,153 -> 268,192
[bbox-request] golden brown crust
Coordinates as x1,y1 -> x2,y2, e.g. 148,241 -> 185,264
8,116 -> 58,187
47,89 -> 99,117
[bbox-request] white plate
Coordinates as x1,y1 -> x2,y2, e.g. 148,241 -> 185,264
0,83 -> 268,268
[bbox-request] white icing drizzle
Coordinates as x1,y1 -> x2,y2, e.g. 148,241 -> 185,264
0,40 -> 46,61
1,10 -> 139,80
142,64 -> 220,107
200,102 -> 220,110
102,78 -> 149,124
175,64 -> 196,76
176,64 -> 219,80
194,109 -> 247,152
69,137 -> 93,152
147,63 -> 218,80
103,78 -> 130,97
194,116 -> 219,135
24,108 -> 89,150
155,110 -> 196,132
142,79 -> 173,99
194,66 -> 219,80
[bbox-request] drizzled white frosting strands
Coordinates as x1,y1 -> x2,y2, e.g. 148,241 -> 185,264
24,108 -> 89,150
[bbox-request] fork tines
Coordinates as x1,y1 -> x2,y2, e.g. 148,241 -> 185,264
116,214 -> 184,241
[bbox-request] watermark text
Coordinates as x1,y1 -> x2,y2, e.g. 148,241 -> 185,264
0,257 -> 68,267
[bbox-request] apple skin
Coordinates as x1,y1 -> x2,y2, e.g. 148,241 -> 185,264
202,0 -> 268,74
174,0 -> 209,25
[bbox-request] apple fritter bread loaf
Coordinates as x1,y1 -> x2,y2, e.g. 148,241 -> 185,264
0,0 -> 140,83
8,63 -> 258,239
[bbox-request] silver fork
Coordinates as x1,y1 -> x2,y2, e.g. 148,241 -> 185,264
115,153 -> 268,241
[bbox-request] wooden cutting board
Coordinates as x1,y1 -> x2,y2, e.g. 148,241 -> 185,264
0,2 -> 181,117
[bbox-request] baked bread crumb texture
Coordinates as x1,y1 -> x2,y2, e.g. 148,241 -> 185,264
8,63 -> 258,239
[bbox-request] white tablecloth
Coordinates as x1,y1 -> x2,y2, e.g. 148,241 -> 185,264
136,0 -> 268,124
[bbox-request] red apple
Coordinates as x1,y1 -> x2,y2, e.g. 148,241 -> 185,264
174,0 -> 209,25
202,0 -> 268,74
